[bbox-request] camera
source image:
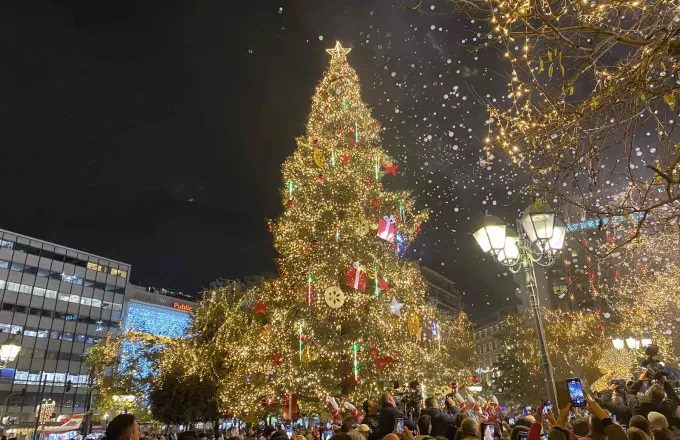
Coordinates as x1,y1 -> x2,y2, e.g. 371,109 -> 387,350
640,345 -> 668,380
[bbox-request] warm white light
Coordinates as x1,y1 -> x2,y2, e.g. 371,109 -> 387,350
625,336 -> 640,350
473,215 -> 507,253
0,342 -> 21,364
520,203 -> 556,244
546,219 -> 566,253
641,335 -> 652,348
496,230 -> 520,265
612,337 -> 625,350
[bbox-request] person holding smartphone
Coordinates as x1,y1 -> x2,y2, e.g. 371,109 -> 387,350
377,393 -> 416,439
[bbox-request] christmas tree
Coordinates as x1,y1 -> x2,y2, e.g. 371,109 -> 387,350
206,42 -> 473,416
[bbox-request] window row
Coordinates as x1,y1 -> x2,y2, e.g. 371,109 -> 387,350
8,370 -> 89,386
0,238 -> 128,279
0,321 -> 101,345
0,279 -> 122,310
0,302 -> 117,329
0,259 -> 125,294
17,347 -> 84,363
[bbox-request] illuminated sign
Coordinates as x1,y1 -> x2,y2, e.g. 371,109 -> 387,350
172,302 -> 192,312
566,211 -> 644,233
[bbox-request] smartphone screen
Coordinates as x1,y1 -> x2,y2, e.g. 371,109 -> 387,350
518,432 -> 528,440
566,378 -> 586,407
508,418 -> 515,426
322,430 -> 333,440
286,429 -> 293,439
542,400 -> 552,415
482,424 -> 495,440
395,418 -> 405,434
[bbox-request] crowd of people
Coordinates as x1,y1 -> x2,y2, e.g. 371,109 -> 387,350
100,367 -> 680,440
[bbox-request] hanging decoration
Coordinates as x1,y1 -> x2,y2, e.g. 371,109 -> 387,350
432,320 -> 441,350
313,149 -> 325,168
287,181 -> 295,199
407,313 -> 421,338
307,273 -> 314,305
371,347 -> 395,370
352,342 -> 359,381
273,352 -> 282,365
398,199 -> 406,223
340,153 -> 350,164
377,215 -> 397,242
324,286 -> 346,309
299,325 -> 304,362
254,300 -> 267,314
354,120 -> 360,145
389,297 -> 404,316
373,267 -> 380,297
394,231 -> 408,256
382,162 -> 399,175
356,219 -> 371,236
374,159 -> 381,180
345,261 -> 367,292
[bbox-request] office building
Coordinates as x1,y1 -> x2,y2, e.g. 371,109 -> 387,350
420,266 -> 463,315
122,284 -> 195,340
0,228 -> 129,426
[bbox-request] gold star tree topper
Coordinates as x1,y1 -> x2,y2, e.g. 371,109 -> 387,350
326,41 -> 351,57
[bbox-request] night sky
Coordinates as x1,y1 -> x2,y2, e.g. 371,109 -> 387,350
0,0 -> 522,321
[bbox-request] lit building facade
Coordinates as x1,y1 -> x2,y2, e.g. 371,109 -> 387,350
0,228 -> 129,424
473,307 -> 515,384
420,266 -> 463,315
122,284 -> 194,339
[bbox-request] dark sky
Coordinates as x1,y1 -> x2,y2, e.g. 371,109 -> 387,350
0,0 -> 521,321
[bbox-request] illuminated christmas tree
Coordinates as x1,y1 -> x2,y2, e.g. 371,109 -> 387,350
202,42 -> 473,416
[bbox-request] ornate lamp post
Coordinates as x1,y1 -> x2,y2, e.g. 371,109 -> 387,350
473,201 -> 566,409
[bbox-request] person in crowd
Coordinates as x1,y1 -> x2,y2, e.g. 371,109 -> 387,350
105,414 -> 141,440
377,393 -> 417,438
415,415 -> 432,440
626,428 -> 650,440
627,370 -> 680,422
651,429 -> 676,440
422,398 -> 459,438
598,381 -> 632,427
571,419 -> 591,440
178,433 -> 200,440
649,413 -> 670,431
631,416 -> 654,437
363,400 -> 380,440
356,425 -> 371,440
459,417 -> 480,440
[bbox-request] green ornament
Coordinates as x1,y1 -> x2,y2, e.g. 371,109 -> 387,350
343,100 -> 350,109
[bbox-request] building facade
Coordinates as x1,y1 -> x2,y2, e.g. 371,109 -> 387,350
122,284 -> 195,340
473,308 -> 515,384
0,228 -> 129,425
420,266 -> 463,315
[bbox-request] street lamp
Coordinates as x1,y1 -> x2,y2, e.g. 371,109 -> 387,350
625,336 -> 640,350
0,332 -> 22,368
473,201 -> 564,410
641,335 -> 653,348
611,337 -> 625,350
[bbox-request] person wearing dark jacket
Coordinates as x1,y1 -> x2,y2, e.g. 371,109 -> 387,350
421,397 -> 459,438
378,393 -> 417,438
626,370 -> 680,422
598,386 -> 632,426
363,400 -> 381,440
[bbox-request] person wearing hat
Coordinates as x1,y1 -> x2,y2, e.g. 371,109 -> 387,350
356,425 -> 371,440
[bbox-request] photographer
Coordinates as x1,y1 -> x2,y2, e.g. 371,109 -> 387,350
626,369 -> 680,421
377,393 -> 417,438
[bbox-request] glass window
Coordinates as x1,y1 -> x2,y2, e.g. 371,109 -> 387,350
87,262 -> 105,272
18,284 -> 32,294
37,269 -> 50,277
91,299 -> 102,308
9,262 -> 24,272
61,332 -> 74,342
6,282 -> 19,292
0,280 -> 5,290
69,294 -> 79,303
60,273 -> 83,285
45,289 -> 57,299
37,330 -> 49,339
58,294 -> 70,302
80,297 -> 92,306
24,329 -> 37,337
0,240 -> 14,249
0,260 -> 8,269
110,268 -> 127,278
33,287 -> 45,297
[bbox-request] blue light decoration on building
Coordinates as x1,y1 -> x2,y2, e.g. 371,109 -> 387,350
123,302 -> 192,338
120,302 -> 192,380
565,211 -> 644,233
